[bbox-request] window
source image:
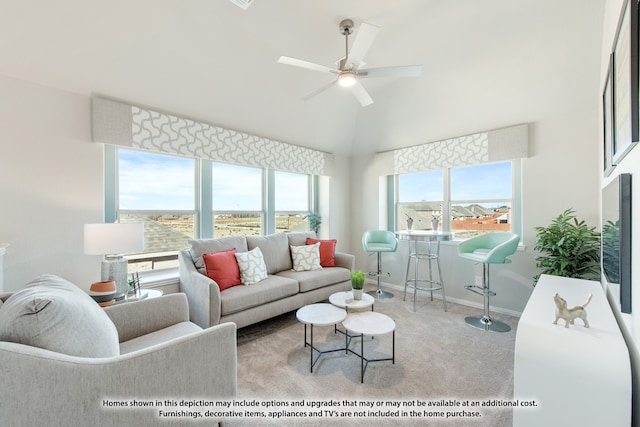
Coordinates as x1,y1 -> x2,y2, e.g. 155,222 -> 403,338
274,171 -> 310,233
107,148 -> 316,272
450,162 -> 512,237
117,149 -> 196,272
397,170 -> 444,230
396,161 -> 516,237
212,163 -> 263,237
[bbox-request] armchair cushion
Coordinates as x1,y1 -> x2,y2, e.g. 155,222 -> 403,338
0,274 -> 119,358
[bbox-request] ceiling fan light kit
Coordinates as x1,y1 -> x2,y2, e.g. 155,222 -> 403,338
338,71 -> 356,87
277,18 -> 423,107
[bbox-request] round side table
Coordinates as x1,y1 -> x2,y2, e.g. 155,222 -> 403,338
329,291 -> 375,311
296,303 -> 347,373
342,311 -> 396,383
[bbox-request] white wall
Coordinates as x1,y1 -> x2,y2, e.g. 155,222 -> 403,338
0,75 -> 104,291
349,109 -> 600,315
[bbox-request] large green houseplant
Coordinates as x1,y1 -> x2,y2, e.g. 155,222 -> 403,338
533,209 -> 600,283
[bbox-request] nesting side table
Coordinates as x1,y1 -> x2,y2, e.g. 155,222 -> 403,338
342,311 -> 396,383
329,291 -> 375,312
296,303 -> 347,373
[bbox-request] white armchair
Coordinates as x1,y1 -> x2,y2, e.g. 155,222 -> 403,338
0,280 -> 237,426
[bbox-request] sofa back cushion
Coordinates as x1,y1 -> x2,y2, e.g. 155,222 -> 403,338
246,233 -> 291,274
286,232 -> 317,247
0,274 -> 120,358
189,236 -> 248,274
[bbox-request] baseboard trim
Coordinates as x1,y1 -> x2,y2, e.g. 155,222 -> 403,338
365,279 -> 522,318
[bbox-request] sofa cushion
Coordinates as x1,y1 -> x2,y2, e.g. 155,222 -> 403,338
235,247 -> 268,285
306,237 -> 337,267
277,267 -> 351,293
220,275 -> 299,315
0,274 -> 120,358
203,249 -> 242,291
291,243 -> 322,272
189,236 -> 248,274
286,231 -> 317,247
246,233 -> 291,274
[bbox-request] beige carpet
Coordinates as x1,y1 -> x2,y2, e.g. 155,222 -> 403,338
230,291 -> 518,427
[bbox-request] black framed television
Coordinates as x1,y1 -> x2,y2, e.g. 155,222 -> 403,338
602,173 -> 632,313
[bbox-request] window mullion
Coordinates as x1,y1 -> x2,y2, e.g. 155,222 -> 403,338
200,159 -> 213,238
443,168 -> 451,232
265,168 -> 275,234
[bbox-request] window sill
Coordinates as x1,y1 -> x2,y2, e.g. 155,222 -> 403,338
137,268 -> 179,288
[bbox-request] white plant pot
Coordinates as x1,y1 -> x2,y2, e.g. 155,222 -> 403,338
352,288 -> 363,300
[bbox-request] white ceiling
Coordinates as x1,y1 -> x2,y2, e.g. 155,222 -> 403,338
0,0 -> 604,156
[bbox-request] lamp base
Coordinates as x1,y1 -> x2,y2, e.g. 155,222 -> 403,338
101,255 -> 129,300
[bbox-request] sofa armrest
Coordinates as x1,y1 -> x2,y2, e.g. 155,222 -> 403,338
334,251 -> 355,270
0,322 -> 237,425
179,250 -> 222,328
104,293 -> 191,343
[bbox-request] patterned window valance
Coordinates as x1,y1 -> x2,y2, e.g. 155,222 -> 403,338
375,124 -> 529,175
91,96 -> 333,176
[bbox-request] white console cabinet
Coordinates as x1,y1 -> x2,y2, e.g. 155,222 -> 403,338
514,274 -> 631,426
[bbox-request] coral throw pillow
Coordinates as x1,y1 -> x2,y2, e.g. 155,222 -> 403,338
306,237 -> 337,267
203,249 -> 242,291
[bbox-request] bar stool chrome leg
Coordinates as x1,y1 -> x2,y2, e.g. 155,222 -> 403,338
367,252 -> 394,299
403,239 -> 447,312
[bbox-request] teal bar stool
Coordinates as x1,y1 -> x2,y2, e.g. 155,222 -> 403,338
458,232 -> 519,332
362,230 -> 398,299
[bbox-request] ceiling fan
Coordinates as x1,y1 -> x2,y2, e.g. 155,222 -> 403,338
278,19 -> 423,107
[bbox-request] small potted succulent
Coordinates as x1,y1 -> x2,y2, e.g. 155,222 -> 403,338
350,270 -> 366,300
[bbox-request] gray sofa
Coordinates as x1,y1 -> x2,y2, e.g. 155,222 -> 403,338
0,275 -> 236,426
179,232 -> 354,329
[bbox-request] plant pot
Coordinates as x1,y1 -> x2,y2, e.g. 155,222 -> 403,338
407,219 -> 413,230
431,219 -> 439,231
352,288 -> 363,300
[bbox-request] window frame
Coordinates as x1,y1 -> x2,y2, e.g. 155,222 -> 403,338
393,160 -> 522,239
105,147 -> 318,271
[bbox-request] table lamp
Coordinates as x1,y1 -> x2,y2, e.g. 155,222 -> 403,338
84,223 -> 144,300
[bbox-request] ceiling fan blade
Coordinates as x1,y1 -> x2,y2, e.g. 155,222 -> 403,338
301,80 -> 337,101
351,81 -> 374,107
277,56 -> 338,75
346,22 -> 380,69
359,65 -> 423,79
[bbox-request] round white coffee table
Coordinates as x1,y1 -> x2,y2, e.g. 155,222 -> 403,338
343,311 -> 396,383
329,291 -> 375,311
296,303 -> 347,373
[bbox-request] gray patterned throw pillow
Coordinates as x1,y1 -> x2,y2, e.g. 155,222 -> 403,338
234,247 -> 268,285
291,243 -> 322,272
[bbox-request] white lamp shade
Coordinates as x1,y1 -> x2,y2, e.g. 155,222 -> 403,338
84,223 -> 144,255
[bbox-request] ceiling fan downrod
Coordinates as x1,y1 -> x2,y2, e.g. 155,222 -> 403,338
339,19 -> 354,71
